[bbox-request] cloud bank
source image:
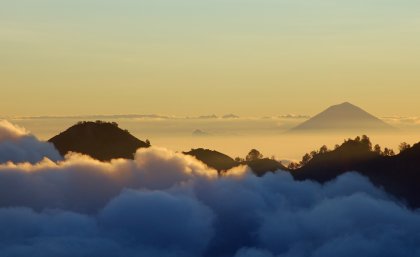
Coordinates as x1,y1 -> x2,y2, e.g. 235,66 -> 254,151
0,121 -> 419,257
0,120 -> 61,164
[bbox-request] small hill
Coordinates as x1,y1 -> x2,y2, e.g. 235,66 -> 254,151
49,121 -> 150,161
291,102 -> 394,133
184,148 -> 288,176
184,148 -> 238,171
245,158 -> 288,177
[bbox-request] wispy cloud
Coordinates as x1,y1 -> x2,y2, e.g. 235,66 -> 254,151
382,116 -> 420,128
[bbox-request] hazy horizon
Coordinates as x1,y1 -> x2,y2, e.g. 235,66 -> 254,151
6,107 -> 420,162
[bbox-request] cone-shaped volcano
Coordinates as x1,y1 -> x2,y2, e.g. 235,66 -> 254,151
290,102 -> 394,133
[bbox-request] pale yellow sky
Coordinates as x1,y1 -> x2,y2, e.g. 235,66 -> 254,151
1,0 -> 420,117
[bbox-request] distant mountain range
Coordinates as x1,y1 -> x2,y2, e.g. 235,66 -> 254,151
290,102 -> 394,133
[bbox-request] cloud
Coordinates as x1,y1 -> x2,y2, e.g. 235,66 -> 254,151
257,191 -> 420,257
0,120 -> 61,164
0,147 -> 217,213
381,116 -> 420,129
99,190 -> 214,256
0,120 -> 28,140
234,248 -> 274,257
0,122 -> 419,256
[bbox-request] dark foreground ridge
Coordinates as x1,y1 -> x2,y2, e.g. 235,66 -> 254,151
184,148 -> 237,171
292,136 -> 420,208
189,137 -> 420,209
51,121 -> 420,209
49,121 -> 150,161
185,148 -> 288,176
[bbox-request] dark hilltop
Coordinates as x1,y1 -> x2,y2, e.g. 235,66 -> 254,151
49,120 -> 150,161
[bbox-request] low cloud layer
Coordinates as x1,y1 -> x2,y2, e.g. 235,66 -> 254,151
0,121 -> 419,257
0,120 -> 61,164
382,116 -> 420,130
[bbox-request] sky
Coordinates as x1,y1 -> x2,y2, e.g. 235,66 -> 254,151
1,0 -> 420,117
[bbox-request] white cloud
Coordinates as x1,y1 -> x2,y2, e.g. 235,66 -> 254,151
0,120 -> 28,141
0,120 -> 61,164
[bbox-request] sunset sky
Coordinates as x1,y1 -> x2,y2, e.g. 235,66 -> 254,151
2,0 -> 420,117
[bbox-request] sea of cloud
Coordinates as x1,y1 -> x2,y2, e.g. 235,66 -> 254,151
0,120 -> 419,257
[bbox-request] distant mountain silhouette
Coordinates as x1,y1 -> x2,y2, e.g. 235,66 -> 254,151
222,114 -> 239,119
49,121 -> 150,161
184,148 -> 238,171
192,129 -> 210,137
291,102 -> 394,133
